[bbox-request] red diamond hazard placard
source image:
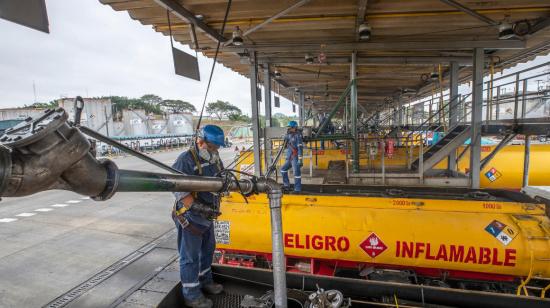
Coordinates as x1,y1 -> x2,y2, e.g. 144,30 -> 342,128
359,233 -> 387,258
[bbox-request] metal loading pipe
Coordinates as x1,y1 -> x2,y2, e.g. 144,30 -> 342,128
267,184 -> 286,308
115,170 -> 253,194
0,108 -> 288,307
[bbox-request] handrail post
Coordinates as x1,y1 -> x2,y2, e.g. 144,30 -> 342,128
521,79 -> 527,119
418,135 -> 424,183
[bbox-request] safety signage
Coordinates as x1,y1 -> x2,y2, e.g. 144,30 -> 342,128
359,232 -> 387,258
485,220 -> 517,246
214,221 -> 231,244
484,167 -> 502,182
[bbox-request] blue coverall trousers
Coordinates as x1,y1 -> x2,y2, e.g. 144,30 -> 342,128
281,154 -> 302,192
176,219 -> 215,301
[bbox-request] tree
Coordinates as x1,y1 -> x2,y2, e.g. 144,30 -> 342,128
106,96 -> 163,116
25,100 -> 58,109
140,94 -> 163,105
161,100 -> 196,113
228,113 -> 250,122
273,113 -> 298,127
206,100 -> 241,120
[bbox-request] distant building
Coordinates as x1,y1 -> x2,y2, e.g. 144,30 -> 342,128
0,107 -> 47,121
0,98 -> 195,137
0,107 -> 48,133
58,98 -> 115,136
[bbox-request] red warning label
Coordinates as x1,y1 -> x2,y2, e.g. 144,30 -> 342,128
360,233 -> 387,258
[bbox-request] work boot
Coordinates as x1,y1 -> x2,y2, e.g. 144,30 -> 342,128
184,295 -> 213,308
202,282 -> 224,295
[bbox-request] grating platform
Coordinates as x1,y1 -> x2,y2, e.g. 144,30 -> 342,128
323,160 -> 348,184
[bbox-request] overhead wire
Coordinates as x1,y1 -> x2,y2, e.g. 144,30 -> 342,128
196,0 -> 233,131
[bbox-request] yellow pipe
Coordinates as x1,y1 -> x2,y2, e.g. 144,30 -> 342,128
155,7 -> 550,30
516,251 -> 534,296
542,282 -> 550,298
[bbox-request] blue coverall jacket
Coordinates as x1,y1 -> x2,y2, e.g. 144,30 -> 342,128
172,147 -> 223,301
281,131 -> 304,192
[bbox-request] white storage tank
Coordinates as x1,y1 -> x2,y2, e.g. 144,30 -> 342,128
58,98 -> 114,136
123,109 -> 148,136
150,119 -> 167,135
167,113 -> 193,135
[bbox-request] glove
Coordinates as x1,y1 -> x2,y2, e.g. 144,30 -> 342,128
298,157 -> 303,168
190,201 -> 221,220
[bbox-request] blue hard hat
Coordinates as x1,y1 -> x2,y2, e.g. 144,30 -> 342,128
287,120 -> 298,128
200,124 -> 225,146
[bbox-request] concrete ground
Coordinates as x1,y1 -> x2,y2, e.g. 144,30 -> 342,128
0,147 -> 237,307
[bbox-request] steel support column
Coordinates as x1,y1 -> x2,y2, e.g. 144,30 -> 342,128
448,61 -> 459,171
351,51 -> 359,173
264,64 -> 273,127
470,48 -> 484,188
249,51 -> 262,176
264,63 -> 273,169
299,91 -> 305,126
397,99 -> 404,146
523,135 -> 531,188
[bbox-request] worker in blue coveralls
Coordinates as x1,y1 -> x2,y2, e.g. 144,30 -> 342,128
171,125 -> 225,308
281,120 -> 304,192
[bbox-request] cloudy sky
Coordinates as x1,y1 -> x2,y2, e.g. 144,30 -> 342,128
0,0 -> 296,116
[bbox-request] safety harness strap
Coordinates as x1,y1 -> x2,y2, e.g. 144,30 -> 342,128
172,202 -> 204,236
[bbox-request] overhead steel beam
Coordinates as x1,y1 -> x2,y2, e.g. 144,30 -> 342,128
530,17 -> 550,35
258,56 -> 475,65
439,0 -> 498,26
154,0 -> 227,43
228,40 -> 525,52
225,0 -> 312,46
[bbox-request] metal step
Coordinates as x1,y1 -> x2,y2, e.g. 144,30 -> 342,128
323,160 -> 347,184
412,125 -> 470,171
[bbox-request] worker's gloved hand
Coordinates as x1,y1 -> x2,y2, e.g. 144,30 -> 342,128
189,201 -> 221,220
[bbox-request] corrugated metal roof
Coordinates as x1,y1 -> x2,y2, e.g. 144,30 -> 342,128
99,0 -> 550,113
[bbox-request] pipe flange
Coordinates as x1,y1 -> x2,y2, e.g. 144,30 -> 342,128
0,145 -> 12,196
92,159 -> 119,201
239,177 -> 256,196
0,108 -> 67,148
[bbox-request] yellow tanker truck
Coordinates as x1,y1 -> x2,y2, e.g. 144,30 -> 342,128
214,185 -> 550,297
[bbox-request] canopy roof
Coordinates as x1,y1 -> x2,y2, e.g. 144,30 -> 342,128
100,0 -> 550,113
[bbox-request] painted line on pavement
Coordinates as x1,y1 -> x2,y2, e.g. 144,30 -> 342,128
0,218 -> 17,223
35,208 -> 53,212
66,200 -> 82,204
16,213 -> 36,217
51,204 -> 69,208
80,197 -> 90,200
